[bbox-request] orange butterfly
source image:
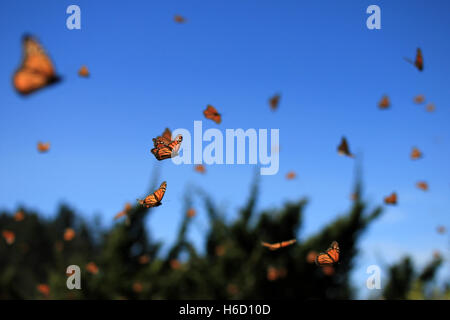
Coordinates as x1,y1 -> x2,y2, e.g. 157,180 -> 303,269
404,48 -> 423,71
261,239 -> 296,251
437,226 -> 446,234
37,284 -> 50,297
384,192 -> 397,205
114,202 -> 133,220
186,208 -> 196,218
132,282 -> 143,293
203,105 -> 221,124
37,142 -> 50,153
13,35 -> 61,95
63,228 -> 76,241
195,164 -> 206,174
337,137 -> 354,158
78,65 -> 90,77
170,259 -> 181,270
269,94 -> 280,111
138,254 -> 151,264
315,241 -> 340,266
378,95 -> 390,109
174,15 -> 186,23
267,266 -> 287,281
416,181 -> 428,191
286,171 -> 296,180
86,262 -> 99,275
426,103 -> 435,112
14,210 -> 25,222
413,94 -> 425,104
151,134 -> 183,161
2,230 -> 15,245
137,181 -> 167,208
410,147 -> 422,160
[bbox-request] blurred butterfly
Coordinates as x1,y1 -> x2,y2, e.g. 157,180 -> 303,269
174,15 -> 186,23
437,226 -> 446,234
114,202 -> 132,220
14,210 -> 25,222
267,266 -> 287,281
64,228 -> 76,241
37,142 -> 50,153
410,147 -> 423,160
138,254 -> 151,264
86,262 -> 99,275
2,230 -> 15,245
378,95 -> 390,109
384,192 -> 397,205
203,105 -> 221,124
170,259 -> 181,270
337,137 -> 354,158
137,181 -> 167,208
269,94 -> 280,111
413,94 -> 425,104
315,241 -> 340,266
404,48 -> 423,71
195,164 -> 206,174
151,135 -> 183,161
416,181 -> 428,191
37,284 -> 50,297
261,239 -> 296,251
13,35 -> 61,95
286,171 -> 296,180
186,208 -> 196,218
426,103 -> 435,113
78,65 -> 90,77
132,282 -> 143,293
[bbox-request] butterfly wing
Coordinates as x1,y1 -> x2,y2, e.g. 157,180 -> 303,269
315,241 -> 339,266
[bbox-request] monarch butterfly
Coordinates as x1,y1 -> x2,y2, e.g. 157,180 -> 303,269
261,239 -> 296,251
78,65 -> 90,77
267,266 -> 287,281
137,181 -> 167,208
269,94 -> 280,111
37,284 -> 50,297
416,181 -> 428,191
384,192 -> 397,205
114,202 -> 132,220
315,241 -> 340,266
413,94 -> 425,104
64,228 -> 76,241
138,254 -> 150,264
2,230 -> 15,245
37,142 -> 50,153
378,95 -> 390,109
151,135 -> 183,160
86,262 -> 99,275
337,137 -> 354,158
437,226 -> 446,234
426,103 -> 435,113
286,171 -> 296,180
186,208 -> 196,218
132,282 -> 143,293
13,35 -> 61,95
404,48 -> 423,71
174,15 -> 186,23
14,210 -> 25,222
203,105 -> 221,124
410,147 -> 422,160
195,164 -> 206,174
170,259 -> 181,270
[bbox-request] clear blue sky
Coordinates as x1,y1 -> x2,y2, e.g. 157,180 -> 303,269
1,0 -> 449,298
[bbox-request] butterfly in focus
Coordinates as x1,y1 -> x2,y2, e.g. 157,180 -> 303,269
378,95 -> 390,109
410,147 -> 423,160
315,241 -> 340,266
416,181 -> 428,191
261,239 -> 296,251
174,15 -> 186,23
137,181 -> 167,208
337,137 -> 354,158
195,164 -> 206,174
413,94 -> 425,104
384,192 -> 397,205
404,48 -> 423,71
286,171 -> 296,180
2,230 -> 15,245
78,65 -> 90,77
269,94 -> 281,111
37,142 -> 50,153
151,133 -> 183,161
13,35 -> 61,95
203,105 -> 221,124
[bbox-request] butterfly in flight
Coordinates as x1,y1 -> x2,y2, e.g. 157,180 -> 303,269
261,239 -> 296,251
195,164 -> 206,174
78,65 -> 90,77
151,133 -> 183,161
384,192 -> 397,205
315,241 -> 340,266
174,15 -> 186,23
378,95 -> 390,109
337,137 -> 354,158
2,230 -> 15,245
286,171 -> 296,180
269,94 -> 281,111
416,181 -> 428,191
37,142 -> 50,153
203,105 -> 222,124
137,181 -> 167,208
410,147 -> 423,160
13,35 -> 61,95
413,94 -> 425,104
426,103 -> 435,113
404,48 -> 423,71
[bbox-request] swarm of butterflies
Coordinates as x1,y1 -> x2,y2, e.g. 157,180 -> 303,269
5,24 -> 445,288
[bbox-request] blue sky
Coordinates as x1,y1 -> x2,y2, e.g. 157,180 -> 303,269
0,0 -> 449,298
